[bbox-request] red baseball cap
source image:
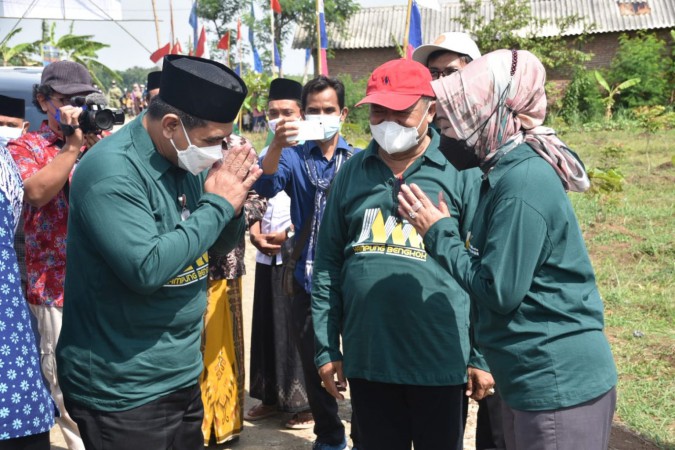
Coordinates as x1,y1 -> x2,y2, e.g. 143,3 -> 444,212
356,58 -> 435,111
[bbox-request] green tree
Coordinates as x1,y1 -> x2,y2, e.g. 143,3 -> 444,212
560,68 -> 605,124
0,28 -> 40,66
252,0 -> 359,74
118,66 -> 155,91
594,71 -> 640,120
455,0 -> 592,72
195,0 -> 243,65
608,32 -> 672,108
44,21 -> 121,88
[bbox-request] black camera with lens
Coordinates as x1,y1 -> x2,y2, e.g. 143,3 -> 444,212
62,94 -> 125,136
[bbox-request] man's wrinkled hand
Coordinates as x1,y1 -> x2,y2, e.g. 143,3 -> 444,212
318,361 -> 347,401
465,366 -> 495,401
204,141 -> 262,215
250,232 -> 282,256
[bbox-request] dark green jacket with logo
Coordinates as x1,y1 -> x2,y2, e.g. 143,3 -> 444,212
56,114 -> 244,411
312,128 -> 485,386
425,143 -> 617,410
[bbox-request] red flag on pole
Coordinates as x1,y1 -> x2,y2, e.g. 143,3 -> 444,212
149,42 -> 171,63
217,31 -> 230,50
271,0 -> 282,13
171,40 -> 182,55
237,19 -> 242,41
195,26 -> 206,57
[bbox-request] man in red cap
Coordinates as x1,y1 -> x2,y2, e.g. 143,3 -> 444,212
311,58 -> 492,450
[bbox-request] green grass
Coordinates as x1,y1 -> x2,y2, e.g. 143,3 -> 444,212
564,129 -> 675,448
243,128 -> 675,447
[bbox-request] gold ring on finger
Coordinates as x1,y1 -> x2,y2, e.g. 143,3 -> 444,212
412,201 -> 423,212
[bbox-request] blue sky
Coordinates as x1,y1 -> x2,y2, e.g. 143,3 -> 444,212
0,0 -> 410,75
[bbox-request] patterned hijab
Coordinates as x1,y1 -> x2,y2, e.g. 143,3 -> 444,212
432,49 -> 590,192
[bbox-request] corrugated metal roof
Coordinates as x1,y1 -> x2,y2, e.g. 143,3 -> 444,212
293,0 -> 675,49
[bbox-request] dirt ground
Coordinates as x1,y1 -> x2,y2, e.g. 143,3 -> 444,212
49,239 -> 659,450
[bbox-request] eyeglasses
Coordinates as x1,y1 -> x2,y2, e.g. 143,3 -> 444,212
50,95 -> 73,106
429,67 -> 459,80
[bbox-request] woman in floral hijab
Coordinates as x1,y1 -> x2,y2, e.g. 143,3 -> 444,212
399,49 -> 617,450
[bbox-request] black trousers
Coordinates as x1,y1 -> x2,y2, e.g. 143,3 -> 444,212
0,432 -> 50,450
65,384 -> 203,450
291,281 -> 346,446
350,379 -> 465,450
476,391 -> 506,450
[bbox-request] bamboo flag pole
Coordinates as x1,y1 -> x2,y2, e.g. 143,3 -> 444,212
402,0 -> 413,56
270,0 -> 277,76
169,0 -> 176,48
150,0 -> 161,49
315,0 -> 322,75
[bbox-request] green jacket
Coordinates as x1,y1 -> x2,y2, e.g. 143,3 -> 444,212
312,129 -> 484,386
425,143 -> 617,410
56,114 -> 244,411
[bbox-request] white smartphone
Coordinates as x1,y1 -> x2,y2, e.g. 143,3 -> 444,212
288,120 -> 324,141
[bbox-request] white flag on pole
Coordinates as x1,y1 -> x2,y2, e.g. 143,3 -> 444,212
415,0 -> 440,11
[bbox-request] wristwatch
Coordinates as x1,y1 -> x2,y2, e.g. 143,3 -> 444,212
285,226 -> 295,239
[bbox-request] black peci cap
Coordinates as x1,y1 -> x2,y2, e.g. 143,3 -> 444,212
268,78 -> 303,102
159,55 -> 247,123
0,94 -> 25,119
147,71 -> 162,91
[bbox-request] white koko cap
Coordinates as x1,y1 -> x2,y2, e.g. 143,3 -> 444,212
412,32 -> 481,65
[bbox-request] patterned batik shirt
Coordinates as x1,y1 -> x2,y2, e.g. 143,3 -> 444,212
8,122 -> 72,307
0,144 -> 56,440
208,190 -> 267,281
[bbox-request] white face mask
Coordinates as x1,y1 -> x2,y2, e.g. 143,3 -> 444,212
305,114 -> 342,141
370,105 -> 430,154
170,120 -> 223,175
0,125 -> 23,142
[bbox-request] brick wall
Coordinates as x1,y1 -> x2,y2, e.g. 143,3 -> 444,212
329,48 -> 400,79
327,29 -> 673,82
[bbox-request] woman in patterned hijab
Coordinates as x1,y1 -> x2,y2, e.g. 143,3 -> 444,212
398,49 -> 617,450
433,48 -> 589,192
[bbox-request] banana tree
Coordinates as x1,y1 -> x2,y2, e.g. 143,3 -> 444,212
44,21 -> 122,87
0,28 -> 41,66
594,71 -> 640,121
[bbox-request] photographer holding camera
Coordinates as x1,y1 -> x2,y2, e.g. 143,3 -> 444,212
7,60 -> 115,450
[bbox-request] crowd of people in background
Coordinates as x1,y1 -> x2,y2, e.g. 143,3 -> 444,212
0,30 -> 618,450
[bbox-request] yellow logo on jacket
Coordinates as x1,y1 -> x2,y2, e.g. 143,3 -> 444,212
352,208 -> 426,261
164,253 -> 209,287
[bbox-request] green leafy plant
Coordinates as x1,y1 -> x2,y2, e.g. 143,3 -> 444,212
0,28 -> 41,66
594,71 -> 640,121
609,32 -> 672,109
587,167 -> 624,194
42,20 -> 121,87
560,68 -> 605,124
454,0 -> 592,72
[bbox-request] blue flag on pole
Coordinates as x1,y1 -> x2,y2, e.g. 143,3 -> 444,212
274,43 -> 281,71
249,3 -> 263,73
188,2 -> 199,51
408,0 -> 423,58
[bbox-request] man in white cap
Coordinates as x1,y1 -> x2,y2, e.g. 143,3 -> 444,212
412,31 -> 481,80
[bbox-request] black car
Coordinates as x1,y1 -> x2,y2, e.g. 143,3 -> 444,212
0,66 -> 45,131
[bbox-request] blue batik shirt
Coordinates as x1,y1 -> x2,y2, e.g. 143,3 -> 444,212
0,144 -> 56,440
253,137 -> 354,290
